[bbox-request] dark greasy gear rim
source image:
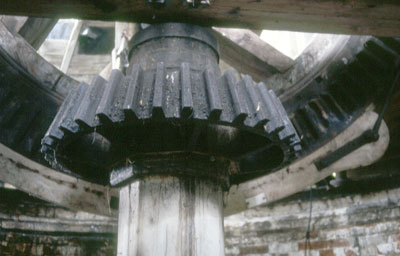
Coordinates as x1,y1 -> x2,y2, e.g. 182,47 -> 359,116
41,24 -> 301,185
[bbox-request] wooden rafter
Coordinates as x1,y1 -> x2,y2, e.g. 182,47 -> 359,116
18,17 -> 57,49
1,0 -> 400,36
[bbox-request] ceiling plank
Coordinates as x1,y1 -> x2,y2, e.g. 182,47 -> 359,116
1,0 -> 400,36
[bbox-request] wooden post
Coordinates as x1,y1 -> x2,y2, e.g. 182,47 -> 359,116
117,176 -> 225,256
60,20 -> 83,73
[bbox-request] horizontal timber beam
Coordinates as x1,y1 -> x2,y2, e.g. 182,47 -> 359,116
1,1 -> 400,36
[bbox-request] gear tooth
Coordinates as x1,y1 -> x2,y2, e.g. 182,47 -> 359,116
257,83 -> 284,134
43,87 -> 77,142
236,77 -> 252,125
294,144 -> 302,151
191,72 -> 208,121
40,143 -> 56,163
59,84 -> 88,134
224,69 -> 248,124
290,117 -> 308,146
165,68 -> 181,119
303,105 -> 325,139
236,77 -> 254,127
217,74 -> 234,123
320,93 -> 346,121
291,134 -> 302,148
41,136 -> 56,149
180,62 -> 194,119
74,75 -> 106,129
136,70 -> 153,119
309,100 -> 330,127
269,89 -> 300,145
115,76 -> 133,121
123,64 -> 142,120
152,62 -> 165,119
242,76 -> 268,129
203,67 -> 222,121
295,107 -> 320,141
96,69 -> 124,123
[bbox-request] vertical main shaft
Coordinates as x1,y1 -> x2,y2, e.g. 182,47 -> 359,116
127,23 -> 220,74
118,23 -> 226,256
117,176 -> 225,256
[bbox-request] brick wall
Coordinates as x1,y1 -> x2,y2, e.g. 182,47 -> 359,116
1,186 -> 399,255
224,187 -> 400,256
0,188 -> 117,256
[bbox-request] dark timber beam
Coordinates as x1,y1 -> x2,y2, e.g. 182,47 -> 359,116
1,0 -> 400,36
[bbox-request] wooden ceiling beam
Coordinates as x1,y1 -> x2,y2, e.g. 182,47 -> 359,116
1,0 -> 400,36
